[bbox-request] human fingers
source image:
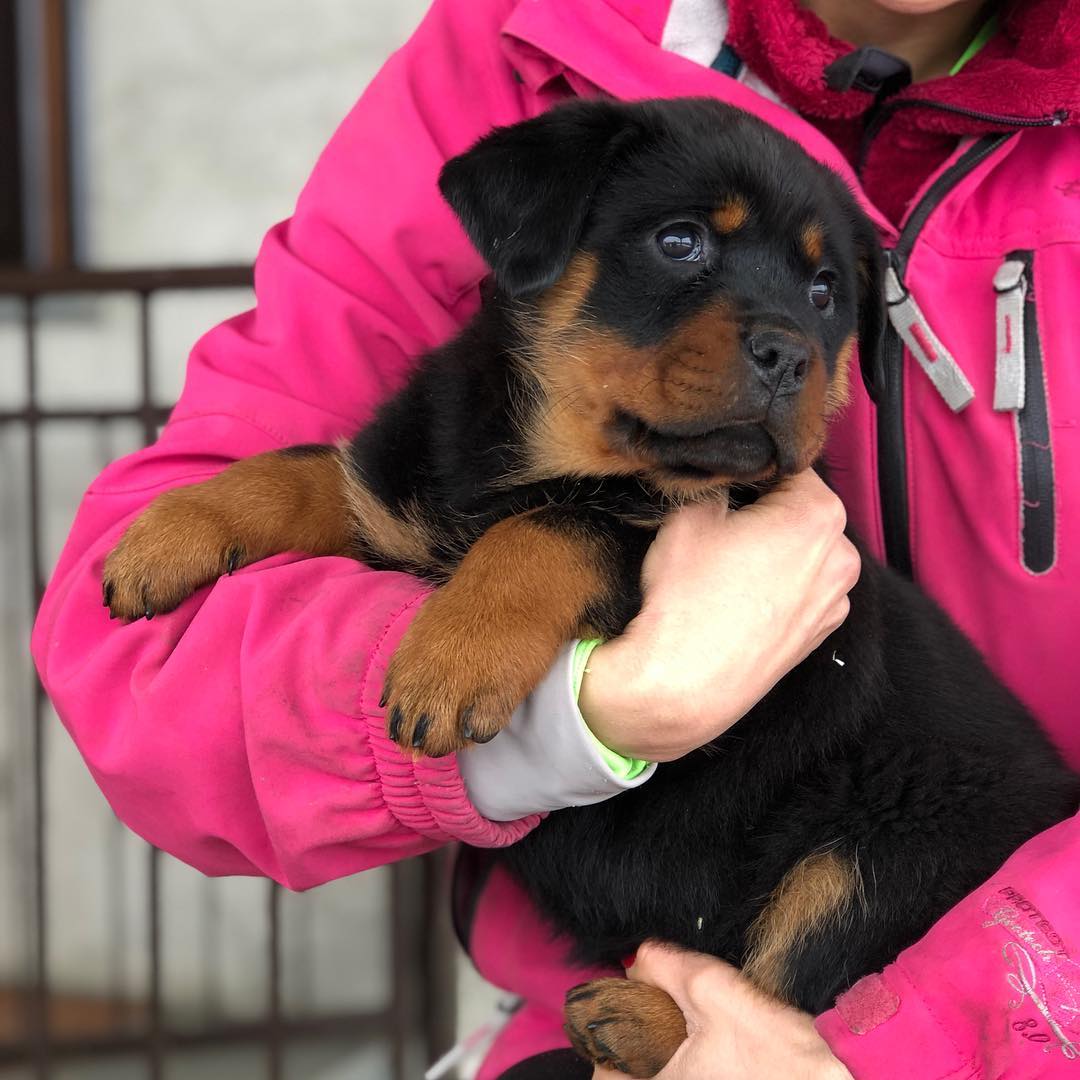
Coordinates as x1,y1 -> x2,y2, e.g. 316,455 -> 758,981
625,940 -> 740,1021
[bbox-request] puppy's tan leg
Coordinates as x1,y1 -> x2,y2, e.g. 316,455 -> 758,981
103,444 -> 353,619
564,978 -> 687,1078
743,850 -> 859,1001
384,508 -> 613,757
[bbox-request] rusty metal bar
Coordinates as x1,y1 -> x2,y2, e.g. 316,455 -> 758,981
39,0 -> 72,268
0,406 -> 172,424
147,848 -> 163,1080
24,293 -> 49,1080
0,0 -> 23,264
423,849 -> 457,1068
137,289 -> 157,445
2,262 -> 445,1073
0,265 -> 253,294
267,883 -> 282,1080
0,1011 -> 393,1065
390,859 -> 412,1080
132,279 -> 166,1080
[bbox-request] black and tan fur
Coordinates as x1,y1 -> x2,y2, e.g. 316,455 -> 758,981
102,99 -> 1079,1077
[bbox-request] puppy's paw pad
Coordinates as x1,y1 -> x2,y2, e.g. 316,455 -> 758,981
564,978 -> 686,1079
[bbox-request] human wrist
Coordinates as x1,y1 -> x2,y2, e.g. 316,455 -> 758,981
800,1027 -> 854,1080
817,1052 -> 854,1080
579,636 -> 689,761
572,640 -> 651,778
577,638 -> 645,758
580,631 -> 756,762
458,642 -> 655,820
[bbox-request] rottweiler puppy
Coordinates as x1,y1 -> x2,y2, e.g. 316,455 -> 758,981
102,99 -> 1079,1077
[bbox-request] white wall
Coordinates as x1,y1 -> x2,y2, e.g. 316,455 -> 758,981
70,0 -> 428,266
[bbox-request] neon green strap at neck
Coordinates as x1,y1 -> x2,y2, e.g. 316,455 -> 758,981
950,13 -> 998,76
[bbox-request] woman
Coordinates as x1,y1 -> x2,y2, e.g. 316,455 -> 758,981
33,0 -> 1080,1076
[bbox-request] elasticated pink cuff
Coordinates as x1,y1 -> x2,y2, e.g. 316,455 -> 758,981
359,591 -> 541,848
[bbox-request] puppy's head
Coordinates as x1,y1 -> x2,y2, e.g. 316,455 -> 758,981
440,98 -> 884,496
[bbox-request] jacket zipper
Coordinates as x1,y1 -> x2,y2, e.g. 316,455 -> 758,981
996,250 -> 1057,575
876,133 -> 1012,577
858,101 -> 1066,174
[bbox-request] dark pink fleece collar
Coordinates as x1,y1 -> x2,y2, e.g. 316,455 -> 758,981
726,0 -> 1080,133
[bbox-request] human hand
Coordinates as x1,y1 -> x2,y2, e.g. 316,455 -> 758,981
593,943 -> 852,1080
579,469 -> 860,761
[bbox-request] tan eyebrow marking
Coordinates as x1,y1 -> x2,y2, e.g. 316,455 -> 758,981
712,196 -> 750,235
801,222 -> 826,265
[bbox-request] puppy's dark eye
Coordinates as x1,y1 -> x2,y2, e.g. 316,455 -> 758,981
657,225 -> 704,262
809,273 -> 834,310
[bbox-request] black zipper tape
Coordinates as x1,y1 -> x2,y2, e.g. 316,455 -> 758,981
858,100 -> 1065,175
1008,250 -> 1057,574
876,290 -> 910,576
876,134 -> 1012,577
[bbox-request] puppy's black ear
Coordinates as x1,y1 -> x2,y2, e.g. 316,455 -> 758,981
439,101 -> 640,297
853,214 -> 886,402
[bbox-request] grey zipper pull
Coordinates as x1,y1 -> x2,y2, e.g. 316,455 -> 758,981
993,257 -> 1027,411
885,264 -> 974,412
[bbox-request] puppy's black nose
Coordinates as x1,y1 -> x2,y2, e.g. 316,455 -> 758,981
748,331 -> 811,395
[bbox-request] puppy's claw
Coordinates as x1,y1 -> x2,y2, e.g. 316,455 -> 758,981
226,547 -> 242,575
412,714 -> 431,749
388,707 -> 404,743
103,582 -> 114,609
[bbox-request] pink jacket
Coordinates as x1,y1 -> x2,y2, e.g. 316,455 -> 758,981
32,0 -> 1080,1076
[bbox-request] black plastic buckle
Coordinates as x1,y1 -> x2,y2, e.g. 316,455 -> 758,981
825,47 -> 912,98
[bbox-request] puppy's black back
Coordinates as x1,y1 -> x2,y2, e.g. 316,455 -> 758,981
501,556 -> 1079,1012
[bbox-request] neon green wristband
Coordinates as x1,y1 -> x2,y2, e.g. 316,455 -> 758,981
572,639 -> 651,780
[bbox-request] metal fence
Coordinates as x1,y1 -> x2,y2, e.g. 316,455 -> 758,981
0,264 -> 456,1080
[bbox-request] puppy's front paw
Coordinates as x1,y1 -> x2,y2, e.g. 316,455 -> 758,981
564,978 -> 687,1079
103,492 -> 245,620
383,586 -> 556,758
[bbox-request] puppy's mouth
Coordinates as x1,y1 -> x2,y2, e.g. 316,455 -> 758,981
610,410 -> 778,480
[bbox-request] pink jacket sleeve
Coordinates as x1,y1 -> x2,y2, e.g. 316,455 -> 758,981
817,811 -> 1080,1076
31,0 -> 544,890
